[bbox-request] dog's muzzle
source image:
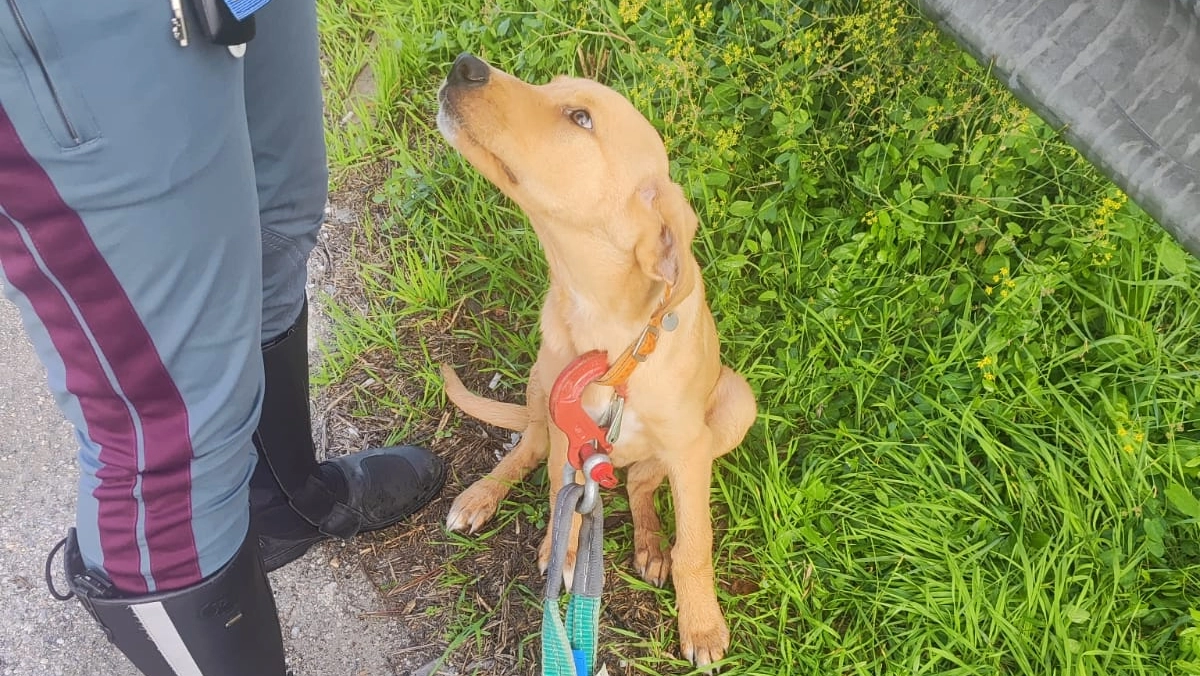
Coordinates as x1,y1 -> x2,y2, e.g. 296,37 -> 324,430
437,53 -> 490,138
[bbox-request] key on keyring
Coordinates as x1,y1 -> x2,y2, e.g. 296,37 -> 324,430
170,0 -> 190,46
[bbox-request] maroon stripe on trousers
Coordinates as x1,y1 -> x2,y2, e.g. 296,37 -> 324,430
0,212 -> 145,592
0,107 -> 201,593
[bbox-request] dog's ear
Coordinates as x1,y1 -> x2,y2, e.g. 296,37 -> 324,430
632,180 -> 698,297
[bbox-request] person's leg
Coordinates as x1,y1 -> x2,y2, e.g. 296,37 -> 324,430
242,0 -> 447,571
0,1 -> 284,672
243,0 -> 326,340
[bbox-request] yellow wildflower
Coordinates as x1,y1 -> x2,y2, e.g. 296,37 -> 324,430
617,0 -> 647,24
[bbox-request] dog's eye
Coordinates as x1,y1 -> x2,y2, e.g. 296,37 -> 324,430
567,108 -> 593,130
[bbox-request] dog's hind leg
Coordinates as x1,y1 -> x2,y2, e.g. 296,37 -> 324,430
446,366 -> 550,534
706,365 -> 757,459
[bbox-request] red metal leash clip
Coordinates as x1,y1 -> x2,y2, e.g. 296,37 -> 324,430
548,350 -> 618,489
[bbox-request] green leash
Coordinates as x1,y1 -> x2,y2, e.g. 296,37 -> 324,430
542,480 -> 605,676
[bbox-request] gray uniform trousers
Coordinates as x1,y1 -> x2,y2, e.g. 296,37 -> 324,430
0,0 -> 326,594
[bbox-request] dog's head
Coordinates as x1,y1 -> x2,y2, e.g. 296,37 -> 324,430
437,53 -> 697,293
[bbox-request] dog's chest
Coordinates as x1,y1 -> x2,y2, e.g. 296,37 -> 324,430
582,395 -> 648,465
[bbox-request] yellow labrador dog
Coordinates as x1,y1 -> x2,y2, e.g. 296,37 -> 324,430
435,52 -> 756,667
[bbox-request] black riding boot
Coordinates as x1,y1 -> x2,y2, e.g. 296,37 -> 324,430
250,302 -> 446,571
52,528 -> 288,676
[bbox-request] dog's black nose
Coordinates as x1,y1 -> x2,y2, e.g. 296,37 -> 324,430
447,53 -> 490,87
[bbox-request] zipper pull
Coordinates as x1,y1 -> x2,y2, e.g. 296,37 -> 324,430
170,0 -> 189,46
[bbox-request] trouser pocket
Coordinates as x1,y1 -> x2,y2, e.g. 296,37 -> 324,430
1,0 -> 100,148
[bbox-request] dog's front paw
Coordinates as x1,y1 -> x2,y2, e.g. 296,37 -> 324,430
633,531 -> 671,587
445,480 -> 504,533
679,603 -> 729,671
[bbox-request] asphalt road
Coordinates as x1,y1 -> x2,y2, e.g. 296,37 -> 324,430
0,274 -> 412,676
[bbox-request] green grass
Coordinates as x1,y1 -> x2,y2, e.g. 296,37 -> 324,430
314,0 -> 1200,673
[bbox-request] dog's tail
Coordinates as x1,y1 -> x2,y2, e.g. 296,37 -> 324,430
439,363 -> 530,431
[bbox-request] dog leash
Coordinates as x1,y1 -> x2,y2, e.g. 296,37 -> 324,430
542,481 -> 607,676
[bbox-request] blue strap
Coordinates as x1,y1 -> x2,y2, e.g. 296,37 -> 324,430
223,0 -> 272,21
